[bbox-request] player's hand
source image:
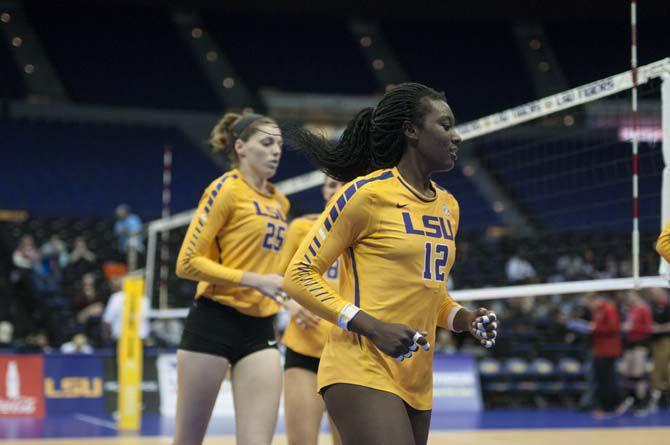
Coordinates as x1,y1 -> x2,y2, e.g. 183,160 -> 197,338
469,307 -> 498,348
242,272 -> 286,303
284,299 -> 320,329
349,311 -> 430,361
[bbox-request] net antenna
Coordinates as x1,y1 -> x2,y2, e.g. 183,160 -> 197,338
631,0 -> 640,286
146,58 -> 670,318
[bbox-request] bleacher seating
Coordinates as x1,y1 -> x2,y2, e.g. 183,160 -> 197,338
203,12 -> 378,95
545,21 -> 668,88
24,3 -> 221,110
0,38 -> 24,99
0,119 -> 220,218
381,20 -> 536,121
471,127 -> 663,233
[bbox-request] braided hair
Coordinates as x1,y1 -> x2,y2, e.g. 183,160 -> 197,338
287,83 -> 445,182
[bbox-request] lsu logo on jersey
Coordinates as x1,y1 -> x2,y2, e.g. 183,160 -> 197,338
253,202 -> 287,222
401,212 -> 454,240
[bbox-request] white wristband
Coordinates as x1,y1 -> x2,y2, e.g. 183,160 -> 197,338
338,304 -> 361,331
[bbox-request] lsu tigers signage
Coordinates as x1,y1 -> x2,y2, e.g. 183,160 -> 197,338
43,355 -> 105,415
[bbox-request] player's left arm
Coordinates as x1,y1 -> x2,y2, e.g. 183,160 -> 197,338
437,295 -> 498,348
436,195 -> 497,348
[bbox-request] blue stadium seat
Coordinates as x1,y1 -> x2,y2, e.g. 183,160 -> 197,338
204,12 -> 377,95
479,357 -> 510,392
558,357 -> 586,392
0,119 -> 220,218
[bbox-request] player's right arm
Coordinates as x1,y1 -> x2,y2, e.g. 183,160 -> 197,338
176,180 -> 282,297
656,222 -> 670,262
284,186 -> 428,358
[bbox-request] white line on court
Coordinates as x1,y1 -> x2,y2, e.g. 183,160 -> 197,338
73,414 -> 119,431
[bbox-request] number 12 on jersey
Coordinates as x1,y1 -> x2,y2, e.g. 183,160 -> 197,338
423,242 -> 449,282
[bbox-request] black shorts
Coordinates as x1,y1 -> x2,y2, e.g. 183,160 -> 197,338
284,346 -> 320,373
179,297 -> 277,365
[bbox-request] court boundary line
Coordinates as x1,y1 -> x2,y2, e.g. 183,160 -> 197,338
73,414 -> 119,431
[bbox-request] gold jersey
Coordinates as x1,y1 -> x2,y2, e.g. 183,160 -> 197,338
284,167 -> 462,410
279,214 -> 339,358
657,222 -> 670,263
176,168 -> 290,317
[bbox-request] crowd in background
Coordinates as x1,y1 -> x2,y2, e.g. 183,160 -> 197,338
0,205 -> 146,352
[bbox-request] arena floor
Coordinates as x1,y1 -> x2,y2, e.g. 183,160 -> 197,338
1,409 -> 668,444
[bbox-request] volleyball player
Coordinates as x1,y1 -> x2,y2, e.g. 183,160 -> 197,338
279,177 -> 343,445
173,112 -> 288,445
657,222 -> 670,262
283,83 -> 498,445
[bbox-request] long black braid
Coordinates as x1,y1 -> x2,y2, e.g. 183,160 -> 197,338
287,83 -> 445,182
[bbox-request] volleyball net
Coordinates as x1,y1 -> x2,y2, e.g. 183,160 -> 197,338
145,58 -> 670,319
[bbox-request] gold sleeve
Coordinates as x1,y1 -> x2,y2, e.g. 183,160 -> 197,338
176,177 -> 244,285
284,186 -> 375,326
437,294 -> 463,331
277,218 -> 312,274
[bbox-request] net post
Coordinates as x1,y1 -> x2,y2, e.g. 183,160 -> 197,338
630,0 -> 640,287
660,70 -> 670,276
118,275 -> 144,431
159,145 -> 172,310
144,225 -> 157,308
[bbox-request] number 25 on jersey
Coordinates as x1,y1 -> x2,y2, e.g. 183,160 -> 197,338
263,222 -> 285,252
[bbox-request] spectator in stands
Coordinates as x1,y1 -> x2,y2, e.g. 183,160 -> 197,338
621,290 -> 654,415
40,234 -> 69,269
571,294 -> 622,417
597,254 -> 619,279
505,249 -> 537,284
36,234 -> 69,294
0,321 -> 13,348
648,287 -> 670,412
102,276 -> 150,344
64,236 -> 97,286
60,333 -> 94,354
114,204 -> 143,269
22,330 -> 52,353
10,235 -> 41,337
12,234 -> 40,271
73,272 -> 105,343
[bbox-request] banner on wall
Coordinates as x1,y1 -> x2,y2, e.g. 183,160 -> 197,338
157,353 -> 477,417
0,355 -> 45,417
43,354 -> 105,416
432,354 -> 482,413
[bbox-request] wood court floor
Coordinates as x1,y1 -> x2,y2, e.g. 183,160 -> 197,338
1,428 -> 667,445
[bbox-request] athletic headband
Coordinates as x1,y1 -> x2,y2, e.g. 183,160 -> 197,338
232,113 -> 264,139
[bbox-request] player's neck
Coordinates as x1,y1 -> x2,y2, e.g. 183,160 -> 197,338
397,154 -> 434,197
238,164 -> 267,193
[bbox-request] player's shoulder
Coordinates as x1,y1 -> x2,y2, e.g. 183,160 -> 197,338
289,213 -> 319,233
293,213 -> 320,223
433,181 -> 459,208
337,168 -> 397,202
273,188 -> 290,212
205,170 -> 241,194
